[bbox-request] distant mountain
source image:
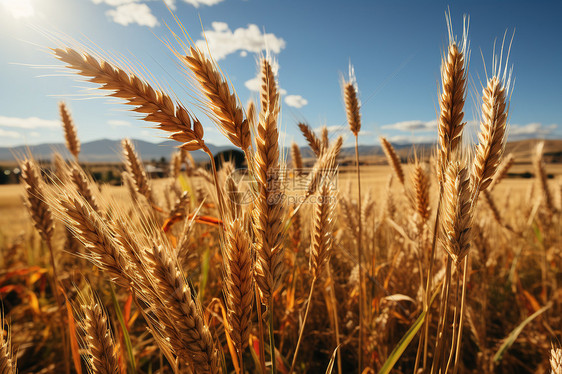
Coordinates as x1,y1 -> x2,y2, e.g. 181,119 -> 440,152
1,138 -> 559,164
0,139 -> 237,163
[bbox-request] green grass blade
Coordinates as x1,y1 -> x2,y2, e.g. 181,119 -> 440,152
109,282 -> 136,373
378,288 -> 439,374
493,302 -> 552,363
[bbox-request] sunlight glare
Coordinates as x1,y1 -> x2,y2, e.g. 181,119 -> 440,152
1,0 -> 35,19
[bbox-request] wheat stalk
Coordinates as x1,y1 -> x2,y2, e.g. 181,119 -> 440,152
59,101 -> 81,160
344,67 -> 365,372
252,58 -> 285,304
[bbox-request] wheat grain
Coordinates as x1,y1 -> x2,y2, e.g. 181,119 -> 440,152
298,122 -> 322,157
21,159 -> 54,243
471,76 -> 508,195
70,163 -> 101,213
551,347 -> 562,374
145,245 -> 218,373
121,139 -> 154,204
291,142 -> 303,172
0,315 -> 16,374
343,80 -> 361,136
311,180 -> 337,279
534,141 -> 554,211
379,137 -> 405,186
59,101 -> 81,160
223,213 -> 253,353
53,47 -> 206,152
79,296 -> 120,374
252,58 -> 285,303
438,42 -> 467,181
412,162 -> 431,224
441,161 -> 472,265
183,47 -> 251,150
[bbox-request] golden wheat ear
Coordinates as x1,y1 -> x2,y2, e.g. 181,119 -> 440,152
53,47 -> 206,152
76,290 -> 121,374
0,313 -> 17,374
551,347 -> 562,374
411,162 -> 431,225
20,159 -> 55,244
379,137 -> 405,186
533,141 -> 555,212
223,212 -> 253,353
471,75 -> 508,196
69,163 -> 102,214
59,101 -> 81,160
311,179 -> 338,279
182,47 -> 251,151
440,160 -> 472,265
298,122 -> 322,157
252,57 -> 286,303
121,139 -> 154,205
343,67 -> 361,136
291,142 -> 303,172
437,35 -> 469,183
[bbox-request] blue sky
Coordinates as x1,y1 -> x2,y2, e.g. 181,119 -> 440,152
0,0 -> 560,148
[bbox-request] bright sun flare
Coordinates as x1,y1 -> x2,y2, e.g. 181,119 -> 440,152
1,0 -> 35,19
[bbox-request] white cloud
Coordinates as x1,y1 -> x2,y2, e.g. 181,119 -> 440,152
384,134 -> 436,145
382,119 -> 438,132
284,95 -> 308,108
1,0 -> 34,18
30,131 -> 40,137
0,116 -> 59,129
196,22 -> 286,60
181,0 -> 224,7
315,125 -> 346,133
92,0 -> 138,5
108,119 -> 131,127
509,123 -> 557,138
106,3 -> 158,27
244,76 -> 260,92
0,129 -> 21,139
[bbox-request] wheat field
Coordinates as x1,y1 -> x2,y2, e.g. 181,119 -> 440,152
0,14 -> 561,374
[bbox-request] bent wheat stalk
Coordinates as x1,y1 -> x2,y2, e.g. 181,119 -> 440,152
344,68 -> 364,372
